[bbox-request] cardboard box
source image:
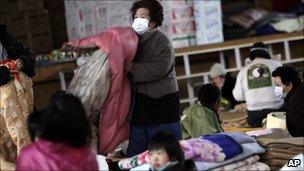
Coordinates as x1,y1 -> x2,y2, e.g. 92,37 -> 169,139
7,10 -> 51,37
160,1 -> 197,48
65,1 -> 133,40
0,1 -> 8,13
45,0 -> 65,12
28,28 -> 53,54
7,0 -> 44,13
0,12 -> 8,25
194,0 -> 224,45
7,14 -> 26,37
28,28 -> 52,47
48,12 -> 66,27
26,10 -> 51,30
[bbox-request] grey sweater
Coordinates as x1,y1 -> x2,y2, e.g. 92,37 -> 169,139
131,28 -> 178,98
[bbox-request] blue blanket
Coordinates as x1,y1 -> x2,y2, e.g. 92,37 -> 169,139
202,134 -> 243,160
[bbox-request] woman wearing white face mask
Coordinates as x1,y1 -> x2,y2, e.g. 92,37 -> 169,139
272,66 -> 302,110
272,66 -> 304,137
125,0 -> 181,157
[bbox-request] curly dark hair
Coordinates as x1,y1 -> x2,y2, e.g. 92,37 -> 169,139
130,0 -> 164,27
28,91 -> 92,148
272,66 -> 302,89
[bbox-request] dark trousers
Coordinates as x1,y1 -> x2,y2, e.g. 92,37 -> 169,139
126,122 -> 181,157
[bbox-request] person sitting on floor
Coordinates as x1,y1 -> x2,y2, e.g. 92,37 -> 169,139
16,92 -> 98,171
209,63 -> 240,110
233,42 -> 283,127
272,66 -> 302,111
181,83 -> 224,140
272,66 -> 304,137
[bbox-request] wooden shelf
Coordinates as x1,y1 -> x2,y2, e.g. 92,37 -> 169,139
175,31 -> 304,56
33,61 -> 76,83
175,31 -> 304,105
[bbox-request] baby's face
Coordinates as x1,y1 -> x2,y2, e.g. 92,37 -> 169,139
148,149 -> 170,170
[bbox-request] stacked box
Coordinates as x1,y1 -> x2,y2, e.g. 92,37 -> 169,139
45,0 -> 65,13
0,1 -> 8,25
13,28 -> 53,55
7,10 -> 51,37
64,1 -> 132,40
63,0 -> 223,48
160,0 -> 197,48
0,12 -> 8,26
6,0 -> 44,13
6,10 -> 53,54
45,0 -> 68,48
27,29 -> 53,54
2,0 -> 53,54
194,0 -> 224,45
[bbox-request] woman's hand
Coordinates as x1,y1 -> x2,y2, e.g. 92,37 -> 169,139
124,60 -> 133,73
61,42 -> 80,52
15,59 -> 23,71
61,42 -> 98,53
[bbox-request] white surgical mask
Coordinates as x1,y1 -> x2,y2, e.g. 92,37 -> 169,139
132,18 -> 149,35
274,85 -> 285,99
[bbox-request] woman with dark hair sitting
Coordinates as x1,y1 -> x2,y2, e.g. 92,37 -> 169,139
272,66 -> 304,137
16,92 -> 98,171
272,66 -> 302,111
181,84 -> 224,139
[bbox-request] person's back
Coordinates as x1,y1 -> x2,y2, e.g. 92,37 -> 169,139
16,139 -> 98,171
16,92 -> 98,171
181,84 -> 223,139
181,103 -> 223,139
233,58 -> 283,110
233,42 -> 283,127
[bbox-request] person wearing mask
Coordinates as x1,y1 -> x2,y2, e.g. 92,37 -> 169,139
209,63 -> 239,110
272,66 -> 304,137
125,0 -> 181,157
272,66 -> 302,111
233,42 -> 283,127
181,84 -> 224,139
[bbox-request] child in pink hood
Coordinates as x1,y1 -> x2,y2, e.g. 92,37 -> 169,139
16,91 -> 98,171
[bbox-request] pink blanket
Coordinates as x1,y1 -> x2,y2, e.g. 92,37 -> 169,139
68,27 -> 138,154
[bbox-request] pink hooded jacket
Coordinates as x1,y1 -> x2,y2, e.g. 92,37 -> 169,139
16,139 -> 98,170
68,27 -> 138,154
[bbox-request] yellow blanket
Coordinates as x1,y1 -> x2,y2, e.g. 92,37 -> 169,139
0,72 -> 33,170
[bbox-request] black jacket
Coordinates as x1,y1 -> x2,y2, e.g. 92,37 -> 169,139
0,25 -> 35,85
286,84 -> 304,137
277,86 -> 297,112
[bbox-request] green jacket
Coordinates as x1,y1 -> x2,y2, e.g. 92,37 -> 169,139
181,103 -> 224,139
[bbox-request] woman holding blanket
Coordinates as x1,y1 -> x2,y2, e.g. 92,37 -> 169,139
124,0 -> 181,157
